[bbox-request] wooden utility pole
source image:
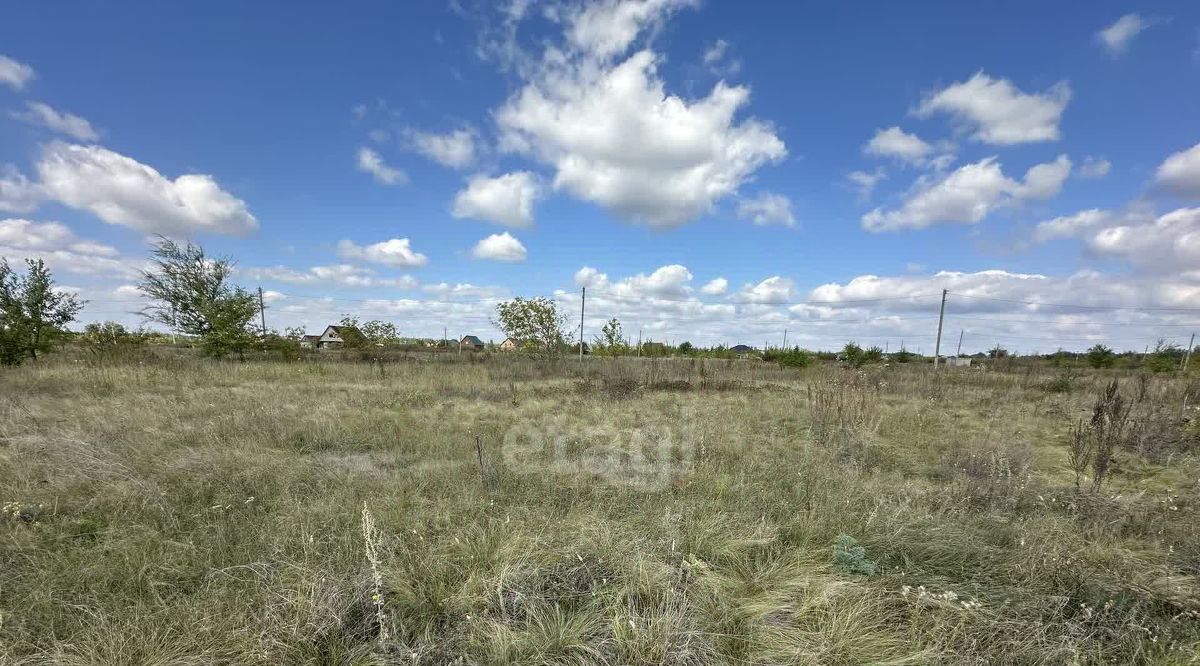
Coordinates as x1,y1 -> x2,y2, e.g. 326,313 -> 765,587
637,329 -> 642,357
956,329 -> 964,357
782,328 -> 788,350
257,286 -> 267,335
579,287 -> 586,362
1183,332 -> 1196,371
933,288 -> 948,370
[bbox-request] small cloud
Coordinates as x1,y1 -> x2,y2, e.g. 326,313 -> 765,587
700,277 -> 728,295
1097,14 -> 1147,56
470,231 -> 527,262
356,147 -> 407,185
13,101 -> 99,141
736,192 -> 794,227
847,168 -> 887,201
452,171 -> 539,228
1078,156 -> 1111,179
336,238 -> 428,267
0,55 -> 34,91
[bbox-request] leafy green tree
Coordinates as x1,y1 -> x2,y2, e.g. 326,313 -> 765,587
1146,340 -> 1182,373
494,297 -> 567,354
840,342 -> 864,367
1086,344 -> 1116,369
139,238 -> 259,358
593,317 -> 629,356
81,321 -> 147,357
0,258 -> 85,364
677,341 -> 694,355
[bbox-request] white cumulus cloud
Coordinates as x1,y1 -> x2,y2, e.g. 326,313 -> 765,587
494,0 -> 785,227
863,126 -> 933,164
452,171 -> 539,228
1156,142 -> 1200,199
14,102 -> 99,141
471,232 -> 527,262
336,238 -> 428,268
0,55 -> 34,90
736,192 -> 794,226
1097,14 -> 1147,55
916,72 -> 1071,145
408,128 -> 477,169
35,142 -> 258,236
738,276 -> 794,304
356,147 -> 407,185
862,155 -> 1071,232
700,277 -> 728,295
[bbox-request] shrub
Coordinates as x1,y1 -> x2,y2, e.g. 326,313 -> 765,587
832,534 -> 877,576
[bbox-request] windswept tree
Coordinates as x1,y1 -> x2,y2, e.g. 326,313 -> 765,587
0,258 -> 85,365
139,237 -> 259,358
494,297 -> 567,353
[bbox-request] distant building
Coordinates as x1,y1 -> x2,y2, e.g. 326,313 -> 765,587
944,356 -> 973,368
311,325 -> 361,350
459,335 -> 485,351
500,337 -> 522,351
730,344 -> 758,358
299,335 -> 322,350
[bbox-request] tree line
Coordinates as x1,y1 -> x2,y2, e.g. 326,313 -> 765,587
1,238 -> 1197,371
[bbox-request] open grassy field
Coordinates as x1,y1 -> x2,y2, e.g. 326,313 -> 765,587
1,354 -> 1199,664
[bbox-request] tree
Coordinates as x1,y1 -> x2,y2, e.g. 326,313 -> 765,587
1086,344 -> 1116,369
138,238 -> 259,358
594,317 -> 629,356
494,297 -> 567,353
677,341 -> 694,355
81,321 -> 147,357
0,258 -> 84,364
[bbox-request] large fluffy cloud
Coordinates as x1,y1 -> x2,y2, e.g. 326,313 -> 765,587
35,142 -> 258,236
916,72 -> 1071,145
14,102 -> 99,141
336,238 -> 428,267
452,171 -> 539,228
862,155 -> 1071,232
471,232 -> 527,262
1156,142 -> 1200,199
494,1 -> 785,227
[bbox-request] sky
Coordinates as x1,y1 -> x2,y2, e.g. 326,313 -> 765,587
1,0 -> 1199,353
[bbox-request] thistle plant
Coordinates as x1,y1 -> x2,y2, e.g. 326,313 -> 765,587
360,501 -> 389,642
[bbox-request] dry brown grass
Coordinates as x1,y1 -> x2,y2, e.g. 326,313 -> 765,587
1,353 -> 1198,663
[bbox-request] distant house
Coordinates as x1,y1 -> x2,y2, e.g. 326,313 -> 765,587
500,337 -> 522,351
459,335 -> 484,351
944,356 -> 973,368
730,344 -> 758,358
313,325 -> 362,350
299,335 -> 322,350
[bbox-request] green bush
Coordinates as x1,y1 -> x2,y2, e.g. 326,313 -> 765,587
832,534 -> 877,576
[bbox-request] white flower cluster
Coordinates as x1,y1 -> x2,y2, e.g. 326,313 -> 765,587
901,585 -> 983,611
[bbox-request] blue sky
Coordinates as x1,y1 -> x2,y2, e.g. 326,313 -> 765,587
2,1 -> 1199,351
